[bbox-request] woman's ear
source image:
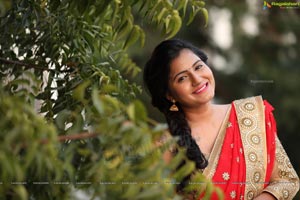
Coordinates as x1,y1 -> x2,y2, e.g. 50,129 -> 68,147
166,93 -> 173,102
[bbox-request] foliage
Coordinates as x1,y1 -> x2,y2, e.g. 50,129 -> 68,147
0,0 -> 11,17
0,87 -> 70,199
0,0 -> 218,199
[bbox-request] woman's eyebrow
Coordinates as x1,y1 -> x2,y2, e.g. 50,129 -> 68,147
172,60 -> 202,81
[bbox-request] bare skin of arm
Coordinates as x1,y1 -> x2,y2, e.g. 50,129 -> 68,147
254,192 -> 276,200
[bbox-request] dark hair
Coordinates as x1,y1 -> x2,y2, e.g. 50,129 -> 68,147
143,39 -> 208,190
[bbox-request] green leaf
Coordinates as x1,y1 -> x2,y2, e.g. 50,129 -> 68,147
195,1 -> 206,7
157,7 -> 167,23
214,186 -> 225,200
24,142 -> 39,168
14,185 -> 28,200
92,87 -> 104,115
117,20 -> 133,40
187,6 -> 197,25
183,171 -> 207,194
123,25 -> 141,49
138,28 -> 145,47
66,112 -> 84,134
200,7 -> 209,27
121,184 -> 140,198
182,0 -> 189,17
166,10 -> 182,39
135,185 -> 162,199
55,109 -> 72,130
202,181 -> 214,200
127,100 -> 147,123
164,15 -> 172,32
172,160 -> 195,180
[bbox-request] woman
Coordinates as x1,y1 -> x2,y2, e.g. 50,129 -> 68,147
143,39 -> 299,200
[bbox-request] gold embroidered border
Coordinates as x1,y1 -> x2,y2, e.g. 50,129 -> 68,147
203,105 -> 231,179
233,96 -> 266,200
263,137 -> 300,200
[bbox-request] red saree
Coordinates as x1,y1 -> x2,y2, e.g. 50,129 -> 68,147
200,97 -> 276,199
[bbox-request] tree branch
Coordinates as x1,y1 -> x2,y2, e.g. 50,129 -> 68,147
0,57 -> 56,72
0,57 -> 73,73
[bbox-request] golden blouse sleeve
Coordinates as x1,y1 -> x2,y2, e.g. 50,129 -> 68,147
262,136 -> 299,200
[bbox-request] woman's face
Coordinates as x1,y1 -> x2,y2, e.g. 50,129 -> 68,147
167,49 -> 215,109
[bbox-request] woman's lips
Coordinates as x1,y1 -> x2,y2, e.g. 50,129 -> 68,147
193,82 -> 208,94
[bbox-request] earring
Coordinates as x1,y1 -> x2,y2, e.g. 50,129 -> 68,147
169,99 -> 179,111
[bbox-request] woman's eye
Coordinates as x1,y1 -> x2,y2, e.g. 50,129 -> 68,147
178,76 -> 187,83
195,65 -> 203,71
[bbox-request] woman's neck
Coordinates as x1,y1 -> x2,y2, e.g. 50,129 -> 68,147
183,101 -> 216,126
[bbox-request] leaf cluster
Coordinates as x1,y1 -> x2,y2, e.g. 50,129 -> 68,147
0,0 -> 214,199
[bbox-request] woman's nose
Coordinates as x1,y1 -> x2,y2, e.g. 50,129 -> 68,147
190,71 -> 202,87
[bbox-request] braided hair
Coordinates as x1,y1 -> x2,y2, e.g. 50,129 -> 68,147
143,39 -> 209,190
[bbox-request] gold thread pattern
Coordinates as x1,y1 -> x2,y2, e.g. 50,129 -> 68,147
230,190 -> 236,199
234,96 -> 266,199
282,189 -> 289,199
250,134 -> 260,144
244,102 -> 255,111
262,137 -> 299,199
248,152 -> 257,162
247,191 -> 254,199
222,172 -> 230,181
253,172 -> 261,183
202,105 -> 232,179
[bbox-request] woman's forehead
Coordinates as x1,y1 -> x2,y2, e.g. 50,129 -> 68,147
170,49 -> 201,71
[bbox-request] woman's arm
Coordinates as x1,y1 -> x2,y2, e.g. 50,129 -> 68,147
260,100 -> 299,199
262,136 -> 299,200
254,192 -> 276,200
